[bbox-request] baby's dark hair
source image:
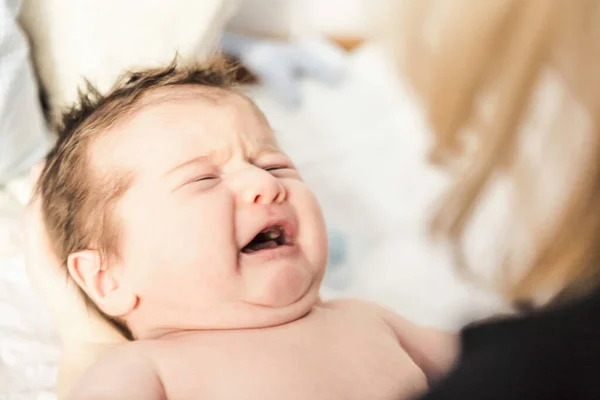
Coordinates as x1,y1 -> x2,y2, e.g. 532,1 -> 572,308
37,57 -> 238,339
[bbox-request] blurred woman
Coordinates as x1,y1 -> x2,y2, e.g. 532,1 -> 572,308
397,0 -> 600,398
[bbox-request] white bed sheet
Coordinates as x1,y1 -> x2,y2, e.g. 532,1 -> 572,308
0,191 -> 59,399
0,43 -> 505,399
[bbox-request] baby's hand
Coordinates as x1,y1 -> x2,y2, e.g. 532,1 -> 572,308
24,164 -> 128,397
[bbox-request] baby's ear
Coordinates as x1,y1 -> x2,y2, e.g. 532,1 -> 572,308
67,250 -> 137,317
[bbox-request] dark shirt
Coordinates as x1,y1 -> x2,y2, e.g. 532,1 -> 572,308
419,288 -> 600,399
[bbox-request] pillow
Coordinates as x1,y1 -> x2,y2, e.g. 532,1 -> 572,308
19,0 -> 239,117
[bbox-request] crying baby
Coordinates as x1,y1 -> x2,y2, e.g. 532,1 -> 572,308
38,59 -> 455,400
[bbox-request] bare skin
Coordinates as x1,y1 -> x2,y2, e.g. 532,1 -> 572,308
69,299 -> 456,400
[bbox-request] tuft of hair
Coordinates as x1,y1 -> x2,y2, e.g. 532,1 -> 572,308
37,56 -> 239,339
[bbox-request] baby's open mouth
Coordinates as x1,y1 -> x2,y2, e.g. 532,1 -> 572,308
241,225 -> 288,254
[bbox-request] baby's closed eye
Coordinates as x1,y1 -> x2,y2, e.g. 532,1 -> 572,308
256,157 -> 299,178
182,172 -> 221,191
264,165 -> 290,172
191,175 -> 219,182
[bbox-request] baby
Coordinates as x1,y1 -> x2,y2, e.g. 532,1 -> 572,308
38,59 -> 455,400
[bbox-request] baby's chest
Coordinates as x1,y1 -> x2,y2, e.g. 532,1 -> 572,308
157,320 -> 428,400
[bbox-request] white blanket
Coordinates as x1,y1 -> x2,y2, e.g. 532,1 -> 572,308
0,0 -> 51,184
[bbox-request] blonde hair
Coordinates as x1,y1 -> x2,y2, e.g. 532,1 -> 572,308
397,0 -> 600,307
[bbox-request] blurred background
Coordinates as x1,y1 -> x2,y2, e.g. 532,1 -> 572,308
0,0 -> 507,397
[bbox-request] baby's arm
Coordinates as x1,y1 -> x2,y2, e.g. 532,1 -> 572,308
379,308 -> 458,384
67,343 -> 165,400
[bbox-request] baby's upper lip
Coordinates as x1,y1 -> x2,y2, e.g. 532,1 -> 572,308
240,217 -> 296,250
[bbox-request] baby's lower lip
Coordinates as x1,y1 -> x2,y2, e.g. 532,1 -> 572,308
240,243 -> 298,262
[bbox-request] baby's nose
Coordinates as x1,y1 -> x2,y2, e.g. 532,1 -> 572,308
232,167 -> 286,205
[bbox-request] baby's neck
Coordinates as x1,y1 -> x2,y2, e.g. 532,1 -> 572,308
129,296 -> 324,340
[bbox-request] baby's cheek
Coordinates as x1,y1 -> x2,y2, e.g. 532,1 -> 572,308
295,191 -> 328,265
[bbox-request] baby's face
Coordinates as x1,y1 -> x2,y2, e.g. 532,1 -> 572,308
92,87 -> 328,337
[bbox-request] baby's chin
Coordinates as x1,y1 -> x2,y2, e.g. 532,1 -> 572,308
226,264 -> 319,327
244,262 -> 317,308
241,285 -> 322,329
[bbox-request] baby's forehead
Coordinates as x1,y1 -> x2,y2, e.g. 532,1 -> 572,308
141,84 -> 241,107
90,86 -> 280,176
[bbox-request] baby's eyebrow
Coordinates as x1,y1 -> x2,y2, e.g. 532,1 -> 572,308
164,154 -> 212,176
247,146 -> 283,162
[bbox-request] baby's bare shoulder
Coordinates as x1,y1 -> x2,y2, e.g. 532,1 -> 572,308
322,298 -> 390,315
320,298 -> 395,327
67,341 -> 165,400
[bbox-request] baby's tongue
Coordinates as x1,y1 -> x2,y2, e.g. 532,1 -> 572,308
246,239 -> 278,253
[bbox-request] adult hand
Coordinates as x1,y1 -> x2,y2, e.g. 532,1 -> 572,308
24,164 -> 127,398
